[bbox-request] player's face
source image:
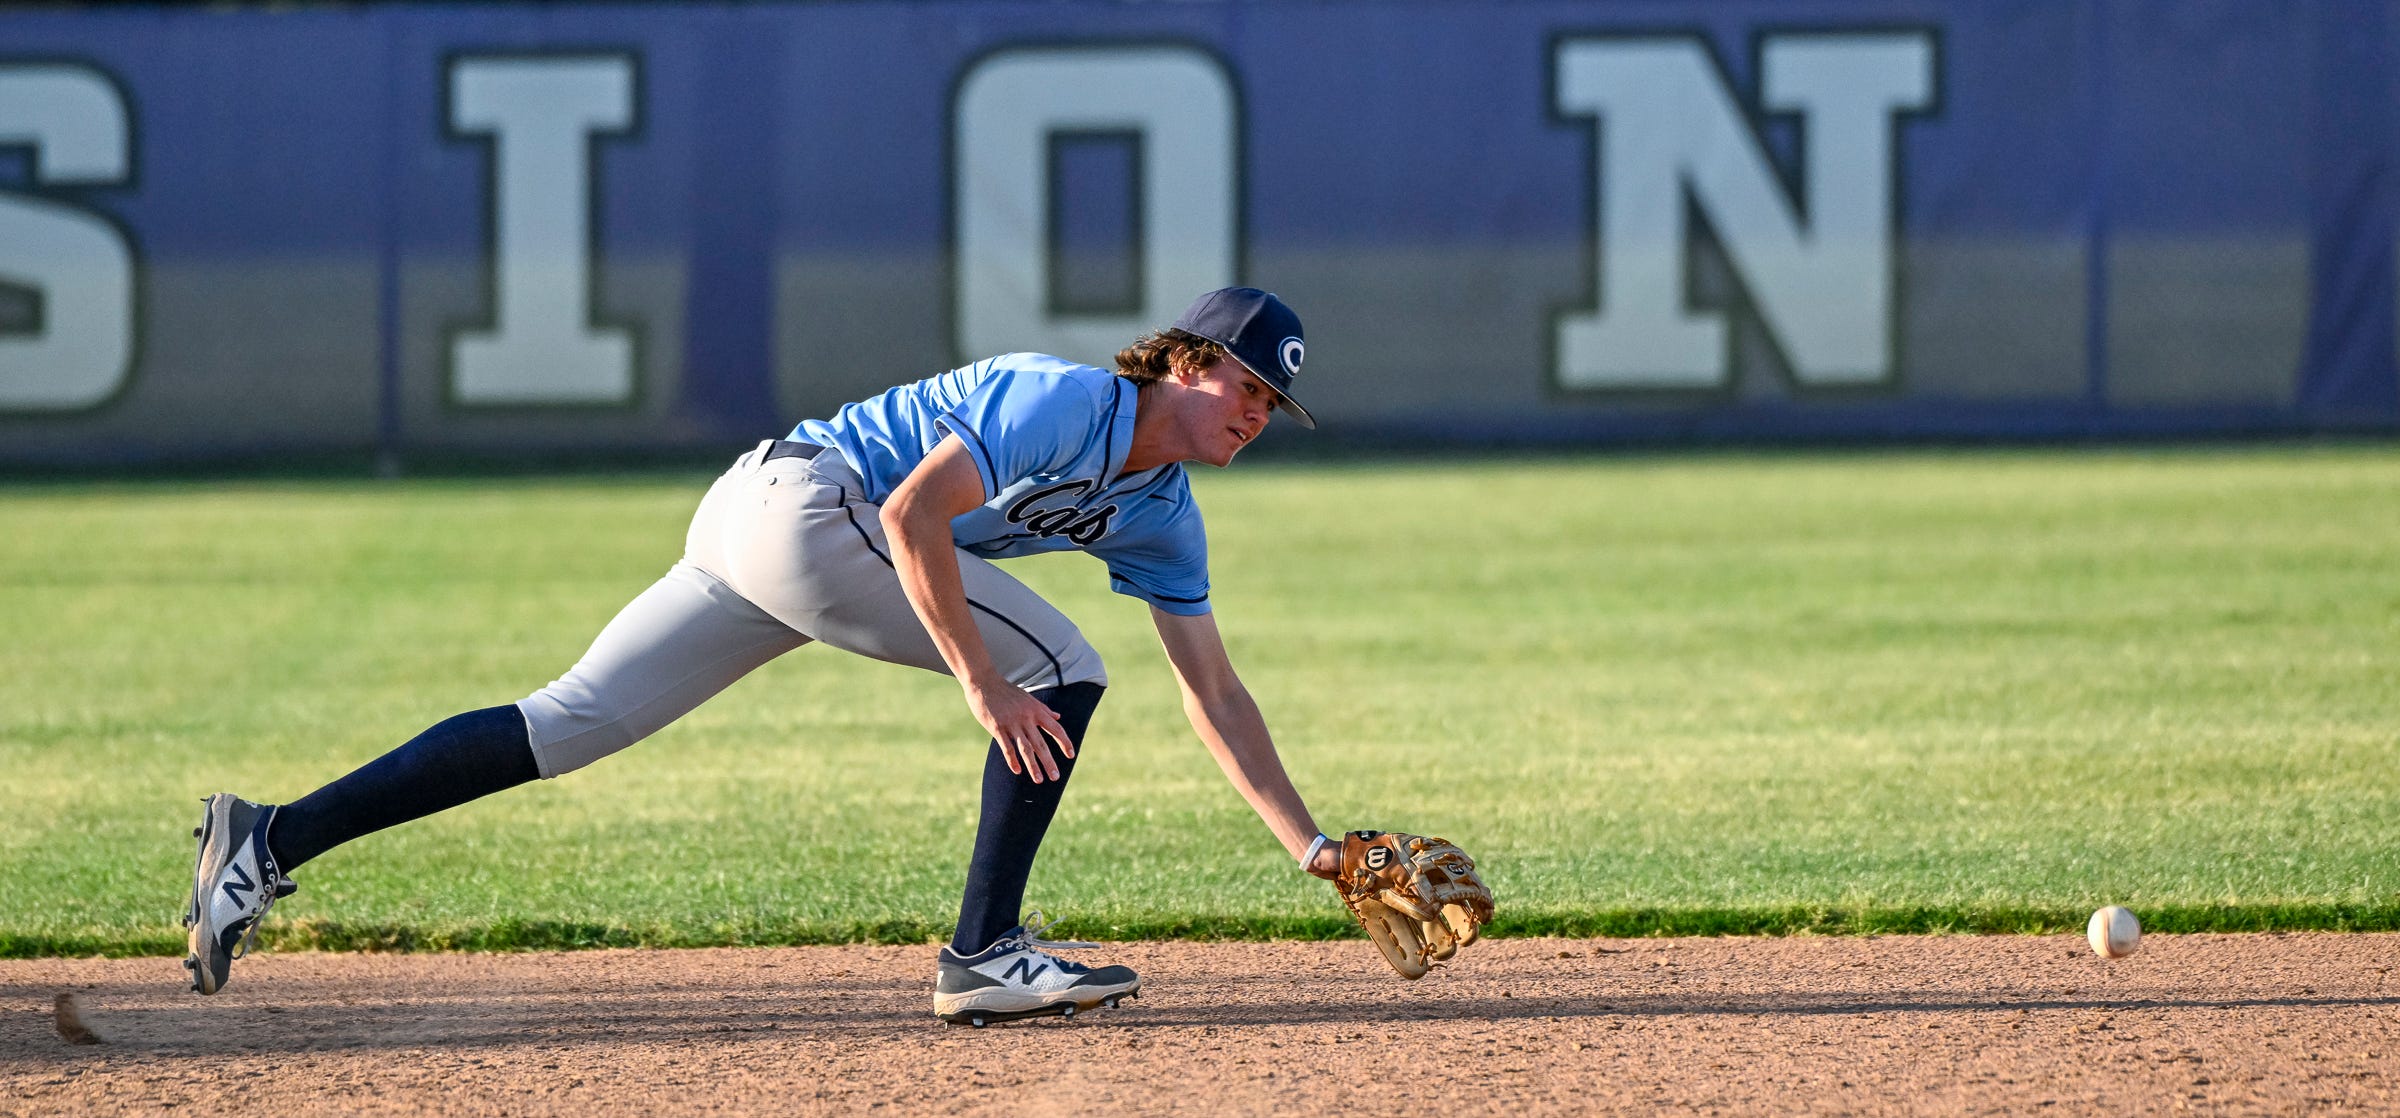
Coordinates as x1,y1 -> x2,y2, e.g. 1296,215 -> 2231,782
1176,358 -> 1276,467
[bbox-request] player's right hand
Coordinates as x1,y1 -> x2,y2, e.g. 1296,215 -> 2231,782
964,680 -> 1074,783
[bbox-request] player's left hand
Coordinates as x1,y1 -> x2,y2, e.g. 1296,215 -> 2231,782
1332,830 -> 1495,979
963,678 -> 1075,783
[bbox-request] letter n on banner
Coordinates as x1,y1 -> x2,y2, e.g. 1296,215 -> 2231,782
1552,32 -> 1936,392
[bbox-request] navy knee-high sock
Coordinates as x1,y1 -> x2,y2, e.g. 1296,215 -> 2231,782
265,705 -> 541,872
951,681 -> 1105,955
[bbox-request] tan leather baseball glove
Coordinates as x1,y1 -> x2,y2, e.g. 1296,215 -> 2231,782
1334,830 -> 1495,979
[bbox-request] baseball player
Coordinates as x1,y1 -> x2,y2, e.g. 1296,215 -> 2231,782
184,288 -> 1354,1024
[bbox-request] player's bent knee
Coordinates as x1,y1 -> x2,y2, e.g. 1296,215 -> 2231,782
1031,680 -> 1107,739
1034,679 -> 1106,708
1048,639 -> 1107,691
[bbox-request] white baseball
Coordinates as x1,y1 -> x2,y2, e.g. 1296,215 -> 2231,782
2087,905 -> 2141,959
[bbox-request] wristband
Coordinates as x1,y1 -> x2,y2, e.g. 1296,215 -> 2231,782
1301,832 -> 1332,871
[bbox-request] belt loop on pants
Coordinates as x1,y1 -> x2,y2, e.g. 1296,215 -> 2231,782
763,439 -> 825,464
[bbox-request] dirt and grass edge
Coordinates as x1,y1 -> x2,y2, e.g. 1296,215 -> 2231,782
12,902 -> 2400,959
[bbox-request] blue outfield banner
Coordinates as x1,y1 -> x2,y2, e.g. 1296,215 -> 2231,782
0,1 -> 2394,465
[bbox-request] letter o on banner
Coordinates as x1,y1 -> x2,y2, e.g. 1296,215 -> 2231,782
954,46 -> 1237,367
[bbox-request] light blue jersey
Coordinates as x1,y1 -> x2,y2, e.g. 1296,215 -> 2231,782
792,354 -> 1211,616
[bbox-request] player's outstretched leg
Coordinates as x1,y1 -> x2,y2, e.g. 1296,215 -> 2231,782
182,705 -> 539,994
935,682 -> 1139,1025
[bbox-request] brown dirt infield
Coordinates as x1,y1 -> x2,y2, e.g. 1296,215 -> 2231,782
5,934 -> 2396,1115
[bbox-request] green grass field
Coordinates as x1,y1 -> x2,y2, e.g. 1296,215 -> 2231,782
4,446 -> 2395,957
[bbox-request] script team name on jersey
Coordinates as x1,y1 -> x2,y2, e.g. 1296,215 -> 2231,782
1004,480 -> 1116,546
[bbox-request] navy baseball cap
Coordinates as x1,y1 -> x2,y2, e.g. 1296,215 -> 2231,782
1171,287 -> 1315,429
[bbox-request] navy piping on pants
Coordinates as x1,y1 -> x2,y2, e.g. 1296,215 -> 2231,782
838,501 -> 1071,691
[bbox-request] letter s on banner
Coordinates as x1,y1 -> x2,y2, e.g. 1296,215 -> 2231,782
0,63 -> 133,413
954,46 -> 1237,367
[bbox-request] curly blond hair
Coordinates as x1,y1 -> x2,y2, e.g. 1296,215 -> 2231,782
1113,328 -> 1227,385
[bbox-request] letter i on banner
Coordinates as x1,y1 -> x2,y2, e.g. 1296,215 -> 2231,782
447,54 -> 639,406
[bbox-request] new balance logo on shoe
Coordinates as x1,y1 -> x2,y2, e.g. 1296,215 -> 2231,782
1002,958 -> 1050,985
221,863 -> 256,906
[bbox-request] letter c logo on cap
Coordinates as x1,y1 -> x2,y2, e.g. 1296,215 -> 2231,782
1279,337 -> 1304,376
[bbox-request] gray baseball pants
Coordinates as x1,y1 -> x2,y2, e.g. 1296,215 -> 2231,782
517,441 -> 1108,779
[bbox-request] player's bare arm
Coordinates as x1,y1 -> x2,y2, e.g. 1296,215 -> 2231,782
1150,607 -> 1339,880
882,437 -> 1073,783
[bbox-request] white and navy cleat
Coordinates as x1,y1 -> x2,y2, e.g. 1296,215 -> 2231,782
180,793 -> 294,995
934,913 -> 1140,1027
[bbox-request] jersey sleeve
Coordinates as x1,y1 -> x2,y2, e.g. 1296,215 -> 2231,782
931,363 -> 1099,501
1093,497 -> 1212,616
